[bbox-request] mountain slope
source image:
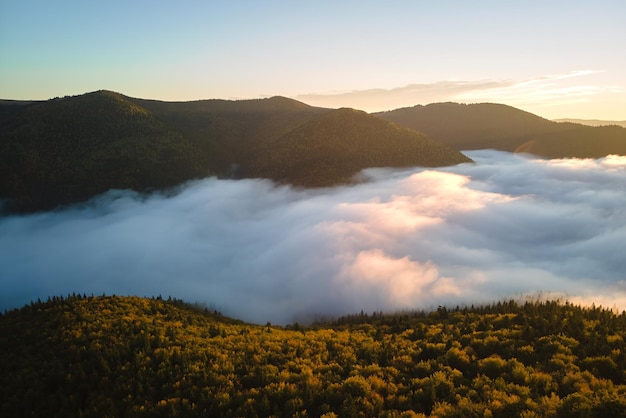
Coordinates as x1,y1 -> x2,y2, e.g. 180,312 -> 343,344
1,92 -> 473,213
515,124 -> 626,158
1,295 -> 625,417
129,95 -> 331,176
376,102 -> 558,150
376,102 -> 626,158
0,91 -> 211,212
252,108 -> 472,187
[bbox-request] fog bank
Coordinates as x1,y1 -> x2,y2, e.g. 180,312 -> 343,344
1,150 -> 625,324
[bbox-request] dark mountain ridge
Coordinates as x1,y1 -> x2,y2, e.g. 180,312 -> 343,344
0,91 -> 471,213
376,102 -> 626,158
5,92 -> 624,214
253,107 -> 471,187
0,91 -> 210,213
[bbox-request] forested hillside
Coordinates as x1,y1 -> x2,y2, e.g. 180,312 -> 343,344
376,103 -> 626,158
515,124 -> 626,158
0,91 -> 210,213
2,295 -> 625,417
0,91 -> 471,213
4,92 -> 624,214
128,95 -> 330,176
252,108 -> 471,187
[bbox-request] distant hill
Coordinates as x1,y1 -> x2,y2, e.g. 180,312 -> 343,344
376,102 -> 558,150
376,102 -> 626,158
252,108 -> 471,187
0,99 -> 43,123
1,294 -> 625,417
0,91 -> 471,213
554,118 -> 626,128
515,124 -> 626,158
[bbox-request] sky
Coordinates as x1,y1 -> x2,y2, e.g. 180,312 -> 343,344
2,151 -> 625,324
1,1 -> 625,119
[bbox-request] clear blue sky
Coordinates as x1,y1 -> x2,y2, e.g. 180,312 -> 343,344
1,0 -> 625,119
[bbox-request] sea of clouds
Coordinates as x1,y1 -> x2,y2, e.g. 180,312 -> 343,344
1,150 -> 625,324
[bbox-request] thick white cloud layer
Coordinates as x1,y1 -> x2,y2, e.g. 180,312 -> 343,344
1,151 -> 625,324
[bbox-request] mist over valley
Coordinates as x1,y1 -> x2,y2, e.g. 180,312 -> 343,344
2,150 -> 624,324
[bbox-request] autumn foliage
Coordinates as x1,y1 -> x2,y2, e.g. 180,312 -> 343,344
1,295 -> 625,417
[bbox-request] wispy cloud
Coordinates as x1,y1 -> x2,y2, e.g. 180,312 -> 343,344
295,71 -> 625,118
456,70 -> 622,108
1,151 -> 625,324
295,80 -> 511,112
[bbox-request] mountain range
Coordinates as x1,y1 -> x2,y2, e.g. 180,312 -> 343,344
1,91 -> 625,213
554,118 -> 626,128
376,102 -> 626,157
0,91 -> 469,213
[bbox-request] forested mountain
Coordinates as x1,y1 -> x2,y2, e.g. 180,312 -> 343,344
0,91 -> 211,213
1,295 -> 625,417
376,103 -> 626,158
5,91 -> 624,214
515,124 -> 626,158
252,108 -> 471,187
0,91 -> 470,213
128,94 -> 330,176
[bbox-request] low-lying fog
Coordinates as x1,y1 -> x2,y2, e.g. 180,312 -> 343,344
1,150 -> 625,324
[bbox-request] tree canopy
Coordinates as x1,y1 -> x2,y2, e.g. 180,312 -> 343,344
1,295 -> 625,417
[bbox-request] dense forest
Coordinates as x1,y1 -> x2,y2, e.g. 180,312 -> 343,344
2,295 -> 625,417
0,91 -> 470,213
253,108 -> 471,187
514,124 -> 626,158
376,102 -> 626,157
0,92 -> 211,213
127,94 -> 330,177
